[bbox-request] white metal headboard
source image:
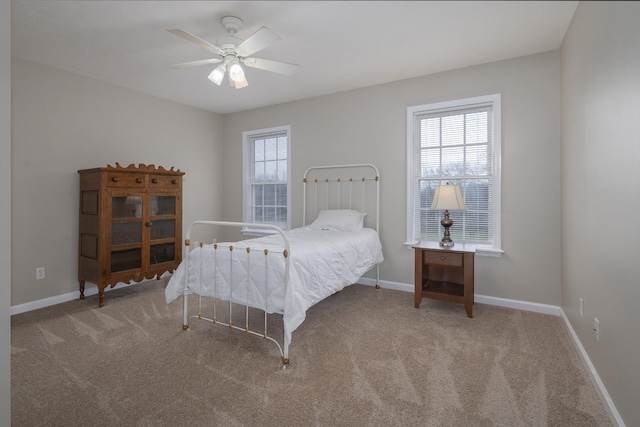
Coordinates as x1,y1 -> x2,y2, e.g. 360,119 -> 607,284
302,164 -> 380,233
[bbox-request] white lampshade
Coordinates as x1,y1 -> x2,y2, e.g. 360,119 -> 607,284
208,65 -> 225,85
430,184 -> 467,211
234,77 -> 249,89
229,61 -> 245,82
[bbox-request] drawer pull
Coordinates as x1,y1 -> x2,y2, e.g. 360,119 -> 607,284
136,178 -> 143,183
111,176 -> 120,182
440,256 -> 446,261
172,179 -> 178,184
151,178 -> 158,184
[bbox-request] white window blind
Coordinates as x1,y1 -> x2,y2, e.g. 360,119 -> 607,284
407,95 -> 501,253
243,126 -> 291,231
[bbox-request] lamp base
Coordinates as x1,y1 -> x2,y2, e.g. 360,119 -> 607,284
439,210 -> 455,247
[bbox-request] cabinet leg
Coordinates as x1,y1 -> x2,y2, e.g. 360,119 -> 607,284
79,280 -> 85,299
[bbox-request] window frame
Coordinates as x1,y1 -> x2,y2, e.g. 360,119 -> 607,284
242,125 -> 291,235
406,94 -> 502,256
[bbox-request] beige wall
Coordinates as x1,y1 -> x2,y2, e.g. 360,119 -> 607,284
222,51 -> 562,305
561,2 -> 640,425
1,0 -> 12,422
11,58 -> 224,306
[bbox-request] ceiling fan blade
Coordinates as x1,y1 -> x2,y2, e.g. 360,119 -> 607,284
243,57 -> 299,76
166,58 -> 222,69
167,29 -> 224,56
236,27 -> 281,57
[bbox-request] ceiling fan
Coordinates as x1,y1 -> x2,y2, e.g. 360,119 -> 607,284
167,16 -> 298,89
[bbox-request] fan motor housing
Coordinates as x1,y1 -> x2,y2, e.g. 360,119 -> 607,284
221,16 -> 243,34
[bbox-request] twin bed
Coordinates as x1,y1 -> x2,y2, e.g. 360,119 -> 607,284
165,164 -> 383,366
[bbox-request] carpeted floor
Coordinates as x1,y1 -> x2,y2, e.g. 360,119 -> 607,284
11,279 -> 612,426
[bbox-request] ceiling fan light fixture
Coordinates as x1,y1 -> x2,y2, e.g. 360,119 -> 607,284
168,16 -> 299,90
234,77 -> 249,89
208,65 -> 225,85
229,61 -> 245,82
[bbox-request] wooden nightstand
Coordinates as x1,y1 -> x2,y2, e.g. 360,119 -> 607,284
413,241 -> 476,317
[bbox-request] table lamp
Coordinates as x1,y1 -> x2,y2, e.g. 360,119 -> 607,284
430,183 -> 467,247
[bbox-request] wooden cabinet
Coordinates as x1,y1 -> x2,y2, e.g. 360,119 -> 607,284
413,241 -> 476,318
78,163 -> 184,307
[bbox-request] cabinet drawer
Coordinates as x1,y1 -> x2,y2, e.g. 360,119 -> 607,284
423,250 -> 463,267
149,175 -> 181,188
107,173 -> 146,188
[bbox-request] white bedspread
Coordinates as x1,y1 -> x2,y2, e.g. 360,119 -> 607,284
165,226 -> 383,348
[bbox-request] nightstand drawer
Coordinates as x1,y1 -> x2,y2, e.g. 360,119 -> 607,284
423,251 -> 463,267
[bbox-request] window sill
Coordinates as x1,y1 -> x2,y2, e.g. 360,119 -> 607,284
475,247 -> 503,258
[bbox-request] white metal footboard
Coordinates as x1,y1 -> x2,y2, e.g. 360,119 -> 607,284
181,221 -> 292,366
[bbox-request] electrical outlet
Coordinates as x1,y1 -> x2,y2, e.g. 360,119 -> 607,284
594,317 -> 600,342
579,297 -> 584,317
36,267 -> 45,280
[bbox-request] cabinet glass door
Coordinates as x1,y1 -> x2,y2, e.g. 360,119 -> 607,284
149,243 -> 176,265
151,196 -> 175,216
111,196 -> 143,272
149,195 -> 177,266
150,219 -> 175,240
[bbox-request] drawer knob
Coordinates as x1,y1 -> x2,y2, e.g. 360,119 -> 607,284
440,256 -> 446,260
145,221 -> 152,227
136,178 -> 143,183
172,179 -> 178,184
111,176 -> 120,182
151,178 -> 158,184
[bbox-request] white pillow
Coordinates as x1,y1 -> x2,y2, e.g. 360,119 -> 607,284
309,209 -> 367,232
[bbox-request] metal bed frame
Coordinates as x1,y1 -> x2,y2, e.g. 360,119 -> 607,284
179,164 -> 380,366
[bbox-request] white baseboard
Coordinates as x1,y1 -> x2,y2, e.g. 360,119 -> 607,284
358,277 -> 562,316
12,281 -> 134,315
358,277 -> 414,293
11,273 -> 174,316
560,310 -> 625,427
473,293 -> 562,316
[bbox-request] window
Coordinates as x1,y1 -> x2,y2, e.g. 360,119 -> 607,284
243,126 -> 291,232
406,94 -> 501,255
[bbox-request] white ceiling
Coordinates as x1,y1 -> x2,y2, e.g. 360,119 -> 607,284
11,1 -> 578,115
